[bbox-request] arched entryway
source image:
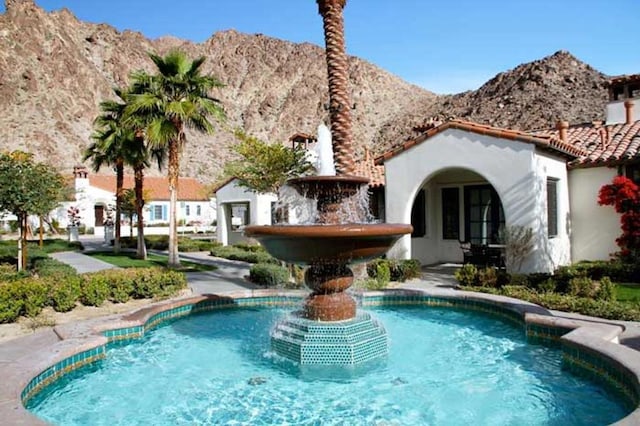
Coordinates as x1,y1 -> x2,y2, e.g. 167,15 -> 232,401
409,168 -> 505,265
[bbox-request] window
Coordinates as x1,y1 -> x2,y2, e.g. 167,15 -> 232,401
196,205 -> 202,216
547,178 -> 558,237
185,205 -> 190,216
411,189 -> 426,238
441,188 -> 459,240
151,205 -> 166,221
464,185 -> 504,245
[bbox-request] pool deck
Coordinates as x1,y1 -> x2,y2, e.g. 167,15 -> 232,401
3,240 -> 640,424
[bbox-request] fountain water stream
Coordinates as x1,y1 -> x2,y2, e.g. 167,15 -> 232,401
244,0 -> 412,365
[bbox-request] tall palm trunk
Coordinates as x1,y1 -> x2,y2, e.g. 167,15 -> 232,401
167,133 -> 181,267
318,0 -> 355,175
134,164 -> 147,259
114,158 -> 124,253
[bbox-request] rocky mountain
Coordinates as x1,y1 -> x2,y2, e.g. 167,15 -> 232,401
0,0 -> 611,184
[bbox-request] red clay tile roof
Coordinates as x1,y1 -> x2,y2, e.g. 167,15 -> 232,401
88,175 -> 209,201
353,148 -> 384,188
374,119 -> 587,165
607,74 -> 640,87
533,121 -> 640,168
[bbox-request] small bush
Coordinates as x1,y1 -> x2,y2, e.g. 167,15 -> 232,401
0,263 -> 28,281
358,277 -> 388,290
477,267 -> 498,288
567,275 -> 594,298
21,278 -> 50,317
155,269 -> 188,296
596,276 -> 616,302
375,262 -> 391,287
210,245 -> 278,264
81,274 -> 111,306
48,276 -> 82,312
108,271 -> 135,303
398,259 -> 422,281
32,257 -> 77,278
249,263 -> 290,287
233,242 -> 265,253
538,278 -> 557,293
455,264 -> 478,286
0,282 -> 23,323
131,268 -> 162,299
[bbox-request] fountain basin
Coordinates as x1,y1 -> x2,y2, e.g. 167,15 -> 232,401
244,223 -> 413,265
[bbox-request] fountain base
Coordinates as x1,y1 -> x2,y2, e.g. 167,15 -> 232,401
271,311 -> 388,365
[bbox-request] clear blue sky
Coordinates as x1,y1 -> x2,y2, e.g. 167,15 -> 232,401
3,0 -> 639,94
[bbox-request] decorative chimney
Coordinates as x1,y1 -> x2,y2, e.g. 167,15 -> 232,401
606,74 -> 640,124
625,100 -> 634,125
73,165 -> 88,179
556,120 -> 569,142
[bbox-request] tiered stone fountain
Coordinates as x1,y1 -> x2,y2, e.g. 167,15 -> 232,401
244,0 -> 412,365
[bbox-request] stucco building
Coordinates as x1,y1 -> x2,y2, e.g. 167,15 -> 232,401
376,74 -> 640,272
54,166 -> 216,236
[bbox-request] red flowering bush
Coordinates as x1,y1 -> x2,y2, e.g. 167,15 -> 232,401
598,176 -> 640,261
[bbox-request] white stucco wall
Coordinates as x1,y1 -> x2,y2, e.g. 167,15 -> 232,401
215,179 -> 277,246
569,167 -> 620,261
383,128 -> 571,273
534,151 -> 571,270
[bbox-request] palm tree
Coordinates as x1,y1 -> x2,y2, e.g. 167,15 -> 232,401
126,50 -> 225,267
85,93 -> 130,253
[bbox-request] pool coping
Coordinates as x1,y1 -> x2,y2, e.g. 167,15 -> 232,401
1,287 -> 639,425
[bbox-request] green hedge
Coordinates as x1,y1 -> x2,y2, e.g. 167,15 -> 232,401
367,258 -> 422,282
469,285 -> 640,322
210,245 -> 278,264
249,263 -> 290,287
120,236 -> 220,252
0,265 -> 188,323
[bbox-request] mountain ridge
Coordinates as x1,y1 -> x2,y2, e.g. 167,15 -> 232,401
0,1 -> 612,182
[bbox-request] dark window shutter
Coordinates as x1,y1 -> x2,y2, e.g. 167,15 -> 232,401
547,179 -> 558,237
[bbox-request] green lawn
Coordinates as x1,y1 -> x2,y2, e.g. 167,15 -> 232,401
87,252 -> 217,272
615,284 -> 640,303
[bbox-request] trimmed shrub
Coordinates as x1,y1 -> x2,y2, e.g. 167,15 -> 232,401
375,261 -> 391,287
596,276 -> 616,302
21,278 -> 50,317
455,264 -> 478,286
210,245 -> 277,264
234,242 -> 265,253
367,258 -> 422,282
0,263 -> 28,281
81,274 -> 111,306
249,263 -> 290,287
155,269 -> 188,296
359,277 -> 388,290
48,276 -> 82,312
0,282 -> 23,323
108,271 -> 135,303
131,268 -> 162,299
477,267 -> 498,288
32,257 -> 77,278
537,278 -> 557,293
568,275 -> 595,298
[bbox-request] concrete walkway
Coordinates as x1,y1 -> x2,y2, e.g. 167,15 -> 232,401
49,251 -> 118,274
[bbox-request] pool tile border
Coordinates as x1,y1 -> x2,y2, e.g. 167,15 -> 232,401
6,288 -> 640,425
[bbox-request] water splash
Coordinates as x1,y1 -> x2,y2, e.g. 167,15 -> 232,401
275,184 -> 374,225
314,123 -> 336,176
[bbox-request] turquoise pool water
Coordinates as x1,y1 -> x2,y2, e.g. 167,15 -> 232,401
28,306 -> 628,425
